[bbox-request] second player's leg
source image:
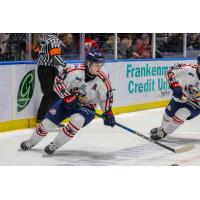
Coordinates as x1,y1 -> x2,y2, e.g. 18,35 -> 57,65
150,99 -> 187,140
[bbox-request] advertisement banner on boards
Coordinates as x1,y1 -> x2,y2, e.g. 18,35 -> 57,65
0,64 -> 42,122
15,64 -> 42,120
0,66 -> 13,121
103,59 -> 196,107
0,59 -> 197,122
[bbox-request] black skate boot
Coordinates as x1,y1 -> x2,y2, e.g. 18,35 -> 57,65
21,141 -> 35,150
150,127 -> 167,141
44,142 -> 58,155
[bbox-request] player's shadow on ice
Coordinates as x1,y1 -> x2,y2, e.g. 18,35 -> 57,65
50,150 -> 114,160
50,150 -> 129,166
18,148 -> 44,154
48,143 -> 167,165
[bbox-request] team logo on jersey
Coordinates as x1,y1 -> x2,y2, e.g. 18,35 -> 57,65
17,70 -> 35,112
92,84 -> 97,90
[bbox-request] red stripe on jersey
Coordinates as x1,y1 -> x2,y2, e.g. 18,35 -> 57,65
98,72 -> 112,92
99,71 -> 111,87
54,84 -> 65,98
54,85 -> 62,97
99,71 -> 106,77
190,98 -> 199,103
176,63 -> 197,69
106,81 -> 111,90
182,63 -> 197,68
67,68 -> 85,74
79,64 -> 86,68
98,71 -> 107,79
54,76 -> 71,98
105,99 -> 110,110
98,71 -> 112,111
66,65 -> 86,72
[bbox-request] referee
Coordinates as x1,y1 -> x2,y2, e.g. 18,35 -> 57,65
37,33 -> 66,123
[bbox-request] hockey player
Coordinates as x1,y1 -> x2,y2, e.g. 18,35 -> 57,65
20,51 -> 115,155
150,56 -> 200,140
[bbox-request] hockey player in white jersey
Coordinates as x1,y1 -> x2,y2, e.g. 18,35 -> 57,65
20,51 -> 115,155
150,56 -> 200,140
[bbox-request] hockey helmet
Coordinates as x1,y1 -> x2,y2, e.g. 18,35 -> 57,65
85,51 -> 104,68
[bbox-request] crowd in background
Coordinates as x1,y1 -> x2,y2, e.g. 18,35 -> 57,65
0,33 -> 26,61
1,33 -> 200,61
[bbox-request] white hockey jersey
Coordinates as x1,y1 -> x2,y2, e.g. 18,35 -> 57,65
166,63 -> 200,105
53,64 -> 113,112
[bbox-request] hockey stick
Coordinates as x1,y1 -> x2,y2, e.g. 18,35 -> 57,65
82,107 -> 195,153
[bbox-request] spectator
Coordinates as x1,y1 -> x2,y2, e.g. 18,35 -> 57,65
126,36 -> 137,58
84,36 -> 99,54
130,34 -> 151,58
0,34 -> 9,61
60,33 -> 78,59
102,34 -> 115,59
5,33 -> 26,61
187,33 -> 200,50
165,33 -> 183,52
0,34 -> 9,54
118,35 -> 136,59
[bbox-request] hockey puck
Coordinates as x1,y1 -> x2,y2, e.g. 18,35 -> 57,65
171,164 -> 179,166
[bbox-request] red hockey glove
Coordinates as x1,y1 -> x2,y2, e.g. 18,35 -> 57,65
170,82 -> 183,99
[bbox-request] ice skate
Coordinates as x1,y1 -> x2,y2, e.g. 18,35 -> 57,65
20,140 -> 35,150
44,142 -> 58,155
150,127 -> 167,140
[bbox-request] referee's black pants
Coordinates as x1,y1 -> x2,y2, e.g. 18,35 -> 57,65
37,66 -> 60,122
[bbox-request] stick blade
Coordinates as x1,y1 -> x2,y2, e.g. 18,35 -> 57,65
174,143 -> 195,153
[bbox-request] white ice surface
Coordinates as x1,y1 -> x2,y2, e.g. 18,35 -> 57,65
1,108 -> 200,166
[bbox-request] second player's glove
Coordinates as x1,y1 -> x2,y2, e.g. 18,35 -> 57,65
170,82 -> 183,99
102,110 -> 116,127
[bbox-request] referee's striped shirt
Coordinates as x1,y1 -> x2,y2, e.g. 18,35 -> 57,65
37,33 -> 66,68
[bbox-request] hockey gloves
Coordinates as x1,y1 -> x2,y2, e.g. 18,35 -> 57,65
170,82 -> 183,99
102,110 -> 116,127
